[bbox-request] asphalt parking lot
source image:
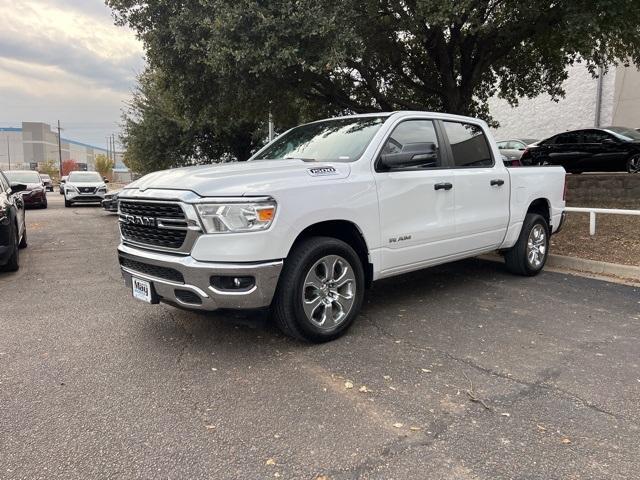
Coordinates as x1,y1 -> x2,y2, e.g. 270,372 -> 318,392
1,192 -> 639,480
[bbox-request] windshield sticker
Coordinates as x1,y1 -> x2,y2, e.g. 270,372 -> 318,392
308,166 -> 338,177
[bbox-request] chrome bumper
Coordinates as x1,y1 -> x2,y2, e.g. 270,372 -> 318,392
117,244 -> 283,310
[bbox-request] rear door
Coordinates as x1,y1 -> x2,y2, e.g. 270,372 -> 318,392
548,131 -> 588,171
440,121 -> 510,252
374,118 -> 458,273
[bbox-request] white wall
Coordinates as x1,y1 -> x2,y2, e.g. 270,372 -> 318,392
488,64 -> 616,142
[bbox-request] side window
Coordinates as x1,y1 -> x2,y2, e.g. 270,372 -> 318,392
582,130 -> 611,143
497,141 -> 508,150
442,121 -> 493,167
555,132 -> 581,144
380,120 -> 441,168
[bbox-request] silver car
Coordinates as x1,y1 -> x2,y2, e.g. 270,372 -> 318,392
64,171 -> 109,207
497,138 -> 539,165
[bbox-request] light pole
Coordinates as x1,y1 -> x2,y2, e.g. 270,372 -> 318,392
57,120 -> 63,177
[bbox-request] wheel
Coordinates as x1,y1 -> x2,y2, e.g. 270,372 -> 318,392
64,199 -> 72,207
19,227 -> 27,249
272,236 -> 365,343
0,223 -> 20,272
627,154 -> 640,174
41,199 -> 48,209
504,213 -> 549,276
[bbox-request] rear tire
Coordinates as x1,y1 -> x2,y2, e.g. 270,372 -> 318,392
272,236 -> 365,343
627,154 -> 640,174
505,213 -> 549,276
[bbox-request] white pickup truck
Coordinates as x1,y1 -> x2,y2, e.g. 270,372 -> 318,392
117,112 -> 566,342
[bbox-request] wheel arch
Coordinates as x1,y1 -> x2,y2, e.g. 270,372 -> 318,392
526,198 -> 551,228
289,220 -> 373,287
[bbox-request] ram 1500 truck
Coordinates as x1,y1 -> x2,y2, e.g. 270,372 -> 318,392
117,112 -> 566,342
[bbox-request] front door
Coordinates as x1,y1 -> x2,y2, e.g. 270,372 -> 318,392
374,118 -> 457,274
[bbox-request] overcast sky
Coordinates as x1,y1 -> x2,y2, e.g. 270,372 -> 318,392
0,0 -> 145,150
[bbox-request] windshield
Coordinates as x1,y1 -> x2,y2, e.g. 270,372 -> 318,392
604,127 -> 640,141
68,172 -> 102,182
253,117 -> 386,162
5,171 -> 41,184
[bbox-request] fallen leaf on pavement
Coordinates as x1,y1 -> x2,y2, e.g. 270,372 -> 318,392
266,458 -> 276,466
358,385 -> 371,393
561,438 -> 572,445
421,369 -> 432,373
537,424 -> 547,432
344,381 -> 354,389
383,375 -> 391,380
393,422 -> 403,428
409,426 -> 421,431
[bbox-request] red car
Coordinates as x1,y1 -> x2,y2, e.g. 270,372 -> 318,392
4,170 -> 48,209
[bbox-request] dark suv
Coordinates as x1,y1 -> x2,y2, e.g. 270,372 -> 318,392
0,169 -> 28,272
521,127 -> 640,173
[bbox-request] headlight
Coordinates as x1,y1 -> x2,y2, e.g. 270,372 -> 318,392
66,185 -> 77,192
195,199 -> 276,233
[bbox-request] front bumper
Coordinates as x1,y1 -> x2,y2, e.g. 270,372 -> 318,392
66,191 -> 106,203
117,243 -> 283,310
102,198 -> 118,212
22,191 -> 47,206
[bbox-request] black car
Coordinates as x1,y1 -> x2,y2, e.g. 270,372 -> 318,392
101,190 -> 121,212
521,127 -> 640,173
0,169 -> 28,272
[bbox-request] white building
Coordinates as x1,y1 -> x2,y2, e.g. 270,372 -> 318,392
0,122 -> 128,174
489,64 -> 640,142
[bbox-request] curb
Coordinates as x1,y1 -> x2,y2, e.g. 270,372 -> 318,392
479,253 -> 640,282
545,254 -> 640,281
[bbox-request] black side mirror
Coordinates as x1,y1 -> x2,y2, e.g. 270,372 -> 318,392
104,179 -> 110,183
9,183 -> 27,194
380,142 -> 438,169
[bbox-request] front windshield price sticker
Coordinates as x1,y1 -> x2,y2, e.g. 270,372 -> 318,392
132,278 -> 152,303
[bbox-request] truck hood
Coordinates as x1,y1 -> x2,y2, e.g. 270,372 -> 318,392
125,160 -> 352,197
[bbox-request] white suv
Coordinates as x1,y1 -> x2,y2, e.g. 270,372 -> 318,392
64,171 -> 108,207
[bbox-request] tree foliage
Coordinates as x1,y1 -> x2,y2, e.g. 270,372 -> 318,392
94,154 -> 114,179
38,159 -> 58,179
109,0 -> 640,164
61,159 -> 78,176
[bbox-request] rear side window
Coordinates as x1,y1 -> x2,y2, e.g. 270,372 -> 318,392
442,121 -> 493,167
554,132 -> 582,144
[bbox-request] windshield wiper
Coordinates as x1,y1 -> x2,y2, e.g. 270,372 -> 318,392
284,157 -> 316,162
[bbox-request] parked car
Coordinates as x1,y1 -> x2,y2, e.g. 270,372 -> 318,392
102,190 -> 121,213
64,171 -> 109,207
521,127 -> 640,173
4,170 -> 47,208
116,111 -> 566,343
0,168 -> 27,272
497,138 -> 539,164
59,176 -> 68,194
39,173 -> 54,191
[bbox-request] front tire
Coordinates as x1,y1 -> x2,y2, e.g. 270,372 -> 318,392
627,154 -> 640,174
504,213 -> 550,276
1,224 -> 20,272
64,199 -> 72,207
19,227 -> 27,249
272,237 -> 365,343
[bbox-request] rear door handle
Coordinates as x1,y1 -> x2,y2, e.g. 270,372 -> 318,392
434,182 -> 453,191
490,179 -> 505,186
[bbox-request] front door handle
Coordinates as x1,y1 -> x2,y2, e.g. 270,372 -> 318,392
490,179 -> 505,186
434,182 -> 453,191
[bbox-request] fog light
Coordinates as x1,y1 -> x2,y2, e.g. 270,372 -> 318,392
211,276 -> 255,291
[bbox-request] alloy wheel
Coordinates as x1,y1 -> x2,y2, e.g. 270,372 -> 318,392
302,255 -> 356,330
526,224 -> 547,269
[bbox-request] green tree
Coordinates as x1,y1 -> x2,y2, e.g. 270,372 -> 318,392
94,154 -> 114,179
109,0 -> 640,124
39,159 -> 58,179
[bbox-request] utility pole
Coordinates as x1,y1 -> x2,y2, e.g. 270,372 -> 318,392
57,120 -> 63,177
268,111 -> 274,142
111,134 -> 116,164
6,136 -> 10,170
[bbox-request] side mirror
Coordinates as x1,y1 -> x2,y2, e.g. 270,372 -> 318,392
10,183 -> 27,194
104,179 -> 110,183
380,142 -> 438,169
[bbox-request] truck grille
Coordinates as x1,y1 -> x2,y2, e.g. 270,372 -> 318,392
119,256 -> 185,283
119,200 -> 188,250
120,201 -> 185,219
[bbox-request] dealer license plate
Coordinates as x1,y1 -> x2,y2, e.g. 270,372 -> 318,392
132,277 -> 152,303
